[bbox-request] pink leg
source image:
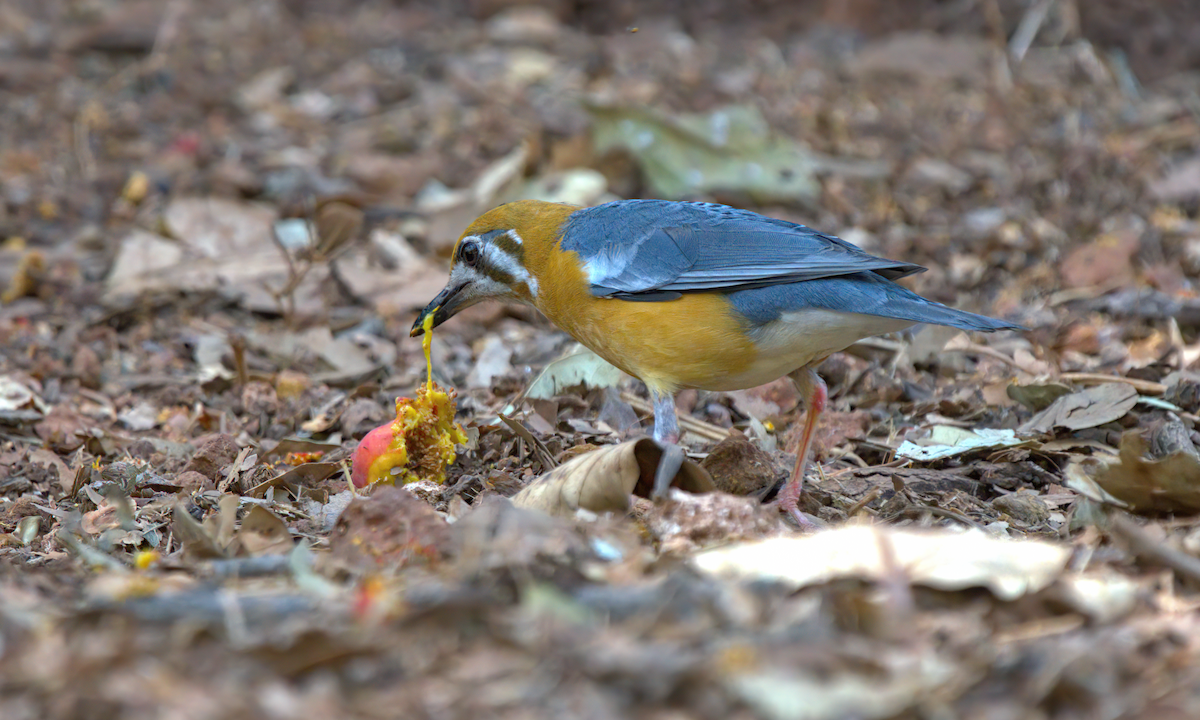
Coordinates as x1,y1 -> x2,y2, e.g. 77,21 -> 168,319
778,367 -> 827,527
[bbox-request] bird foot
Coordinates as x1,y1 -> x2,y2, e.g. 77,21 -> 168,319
650,442 -> 685,501
776,465 -> 819,528
775,491 -> 818,528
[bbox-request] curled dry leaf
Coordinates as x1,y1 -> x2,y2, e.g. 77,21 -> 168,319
1019,382 -> 1138,435
1092,434 -> 1200,514
691,525 -> 1071,601
512,439 -> 714,518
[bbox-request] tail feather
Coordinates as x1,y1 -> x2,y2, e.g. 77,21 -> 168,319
879,297 -> 1027,333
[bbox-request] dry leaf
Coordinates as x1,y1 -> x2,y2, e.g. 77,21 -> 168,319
1019,382 -> 1138,434
522,344 -> 625,401
691,525 -> 1071,601
172,503 -> 228,559
1006,381 -> 1073,411
248,461 -> 341,498
512,439 -> 714,518
237,505 -> 293,556
896,427 -> 1033,462
27,448 -> 72,495
587,102 -> 820,204
1092,434 -> 1200,514
310,200 -> 363,259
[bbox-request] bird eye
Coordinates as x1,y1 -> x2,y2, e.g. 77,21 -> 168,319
460,240 -> 480,266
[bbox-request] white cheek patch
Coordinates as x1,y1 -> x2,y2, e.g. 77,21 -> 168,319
483,243 -> 525,279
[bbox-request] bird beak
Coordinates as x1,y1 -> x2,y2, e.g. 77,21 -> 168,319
411,282 -> 465,337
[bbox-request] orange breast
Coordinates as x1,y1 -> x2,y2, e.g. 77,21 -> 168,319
529,245 -> 756,395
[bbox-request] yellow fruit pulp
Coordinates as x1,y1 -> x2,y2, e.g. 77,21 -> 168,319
363,310 -> 467,486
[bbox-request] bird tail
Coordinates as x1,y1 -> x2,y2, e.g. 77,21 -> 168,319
892,297 -> 1027,333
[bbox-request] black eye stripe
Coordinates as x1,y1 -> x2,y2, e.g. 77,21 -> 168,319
491,232 -> 524,261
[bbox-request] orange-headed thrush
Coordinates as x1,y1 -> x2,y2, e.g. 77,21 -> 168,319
412,199 -> 1023,523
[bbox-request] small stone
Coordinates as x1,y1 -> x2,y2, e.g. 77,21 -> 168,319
485,6 -> 562,46
182,434 -> 239,482
175,470 -> 214,493
992,493 -> 1050,527
701,433 -> 783,496
241,381 -> 279,416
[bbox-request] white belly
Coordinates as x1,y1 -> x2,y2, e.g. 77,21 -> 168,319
704,309 -> 915,391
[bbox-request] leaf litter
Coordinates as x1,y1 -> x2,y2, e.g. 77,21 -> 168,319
2,1 -> 1200,718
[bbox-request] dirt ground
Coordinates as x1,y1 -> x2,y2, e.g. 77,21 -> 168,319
2,1 -> 1200,718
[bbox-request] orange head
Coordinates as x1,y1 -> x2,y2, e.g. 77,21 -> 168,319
411,200 -> 578,337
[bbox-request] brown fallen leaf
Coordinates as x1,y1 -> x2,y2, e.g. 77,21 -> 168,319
237,505 -> 294,556
34,406 -> 93,453
172,503 -> 228,559
27,448 -> 72,496
1092,434 -> 1200,514
512,439 -> 714,518
247,461 -> 341,499
1019,382 -> 1138,435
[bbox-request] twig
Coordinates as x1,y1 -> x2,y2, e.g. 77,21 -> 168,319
826,446 -> 869,467
1058,373 -> 1166,395
1046,278 -> 1128,306
827,456 -> 910,479
1108,512 -> 1200,584
943,339 -> 1037,375
265,221 -> 308,323
620,392 -> 729,442
73,114 -> 97,182
229,331 -> 249,388
498,413 -> 557,469
895,502 -> 984,530
846,486 -> 882,517
1009,0 -> 1055,63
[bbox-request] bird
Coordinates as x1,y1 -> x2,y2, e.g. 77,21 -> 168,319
411,199 -> 1024,524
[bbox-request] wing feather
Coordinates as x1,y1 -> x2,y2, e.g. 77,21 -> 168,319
563,200 -> 924,299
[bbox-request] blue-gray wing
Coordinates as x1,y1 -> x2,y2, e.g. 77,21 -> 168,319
561,199 -> 924,298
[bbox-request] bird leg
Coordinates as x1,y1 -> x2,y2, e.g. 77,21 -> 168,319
778,367 -> 827,527
651,391 -> 680,445
650,390 -> 683,500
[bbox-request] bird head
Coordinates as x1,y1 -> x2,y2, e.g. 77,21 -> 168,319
411,200 -> 577,337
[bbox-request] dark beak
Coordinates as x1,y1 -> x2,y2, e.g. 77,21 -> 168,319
411,283 -> 465,337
